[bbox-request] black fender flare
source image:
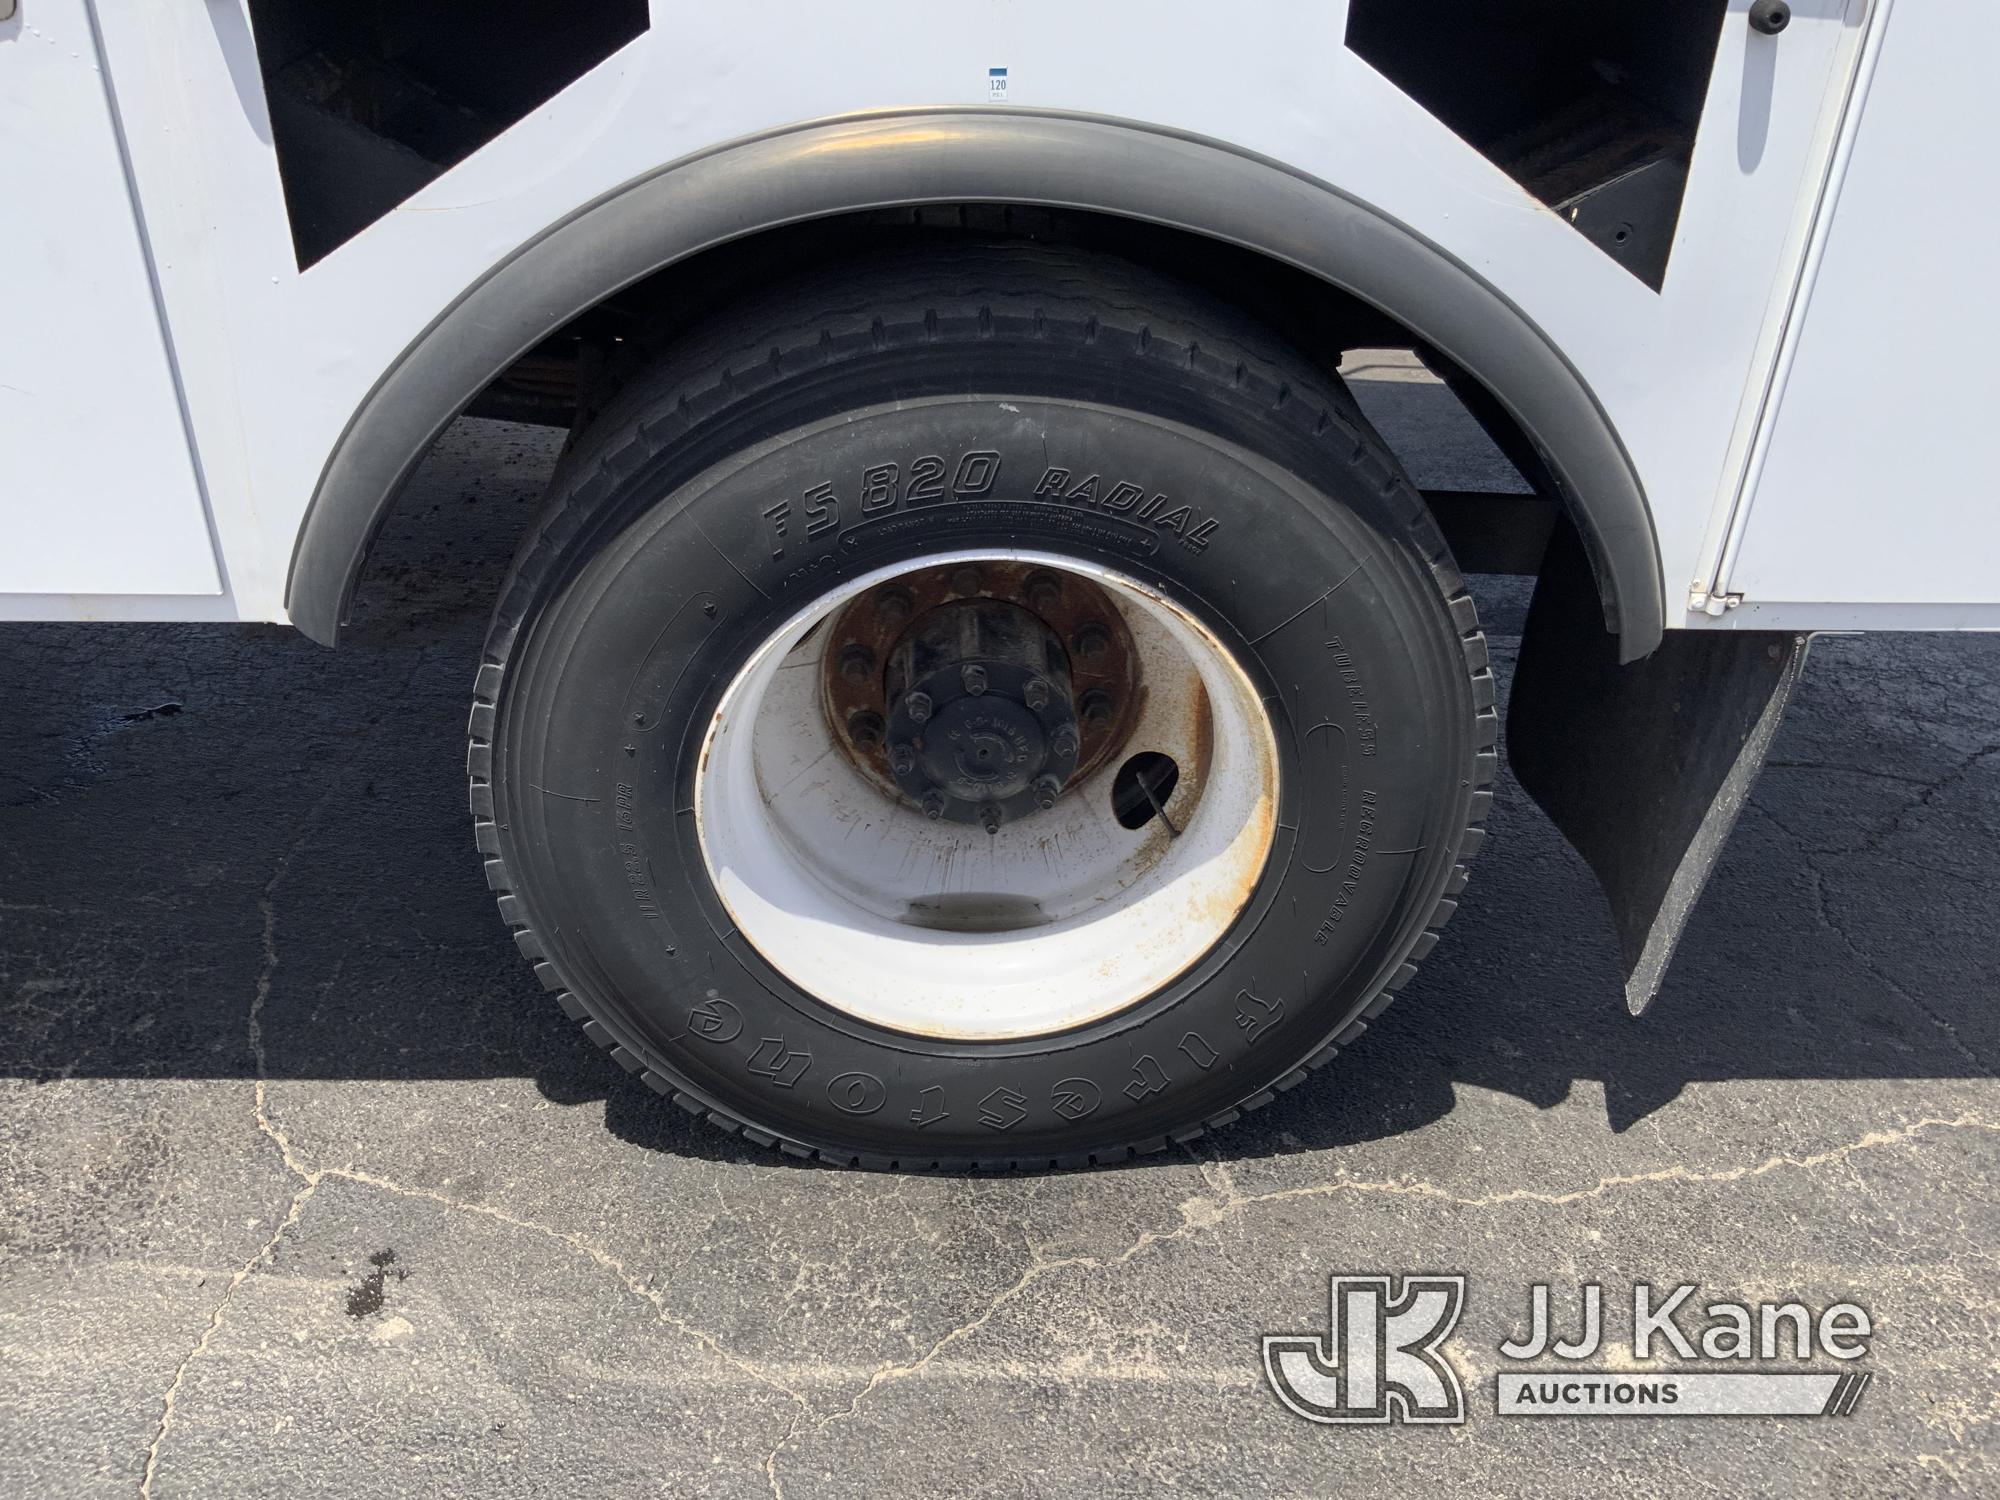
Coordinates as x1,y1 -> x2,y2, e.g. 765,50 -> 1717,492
286,108 -> 1663,659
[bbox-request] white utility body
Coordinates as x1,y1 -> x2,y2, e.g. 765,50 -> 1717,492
3,1 -> 1993,636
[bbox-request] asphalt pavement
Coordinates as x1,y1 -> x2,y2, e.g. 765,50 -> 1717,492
1,371 -> 1994,1498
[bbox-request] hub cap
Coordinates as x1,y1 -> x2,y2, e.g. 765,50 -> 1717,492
883,599 -> 1078,832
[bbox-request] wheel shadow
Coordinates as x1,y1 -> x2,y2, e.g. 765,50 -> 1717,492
1,423 -> 1994,1173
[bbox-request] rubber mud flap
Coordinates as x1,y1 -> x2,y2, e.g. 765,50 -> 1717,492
1510,522 -> 1810,1015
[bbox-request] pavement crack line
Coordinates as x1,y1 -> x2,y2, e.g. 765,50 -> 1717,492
140,648 -> 815,1485
1827,740 -> 2000,860
249,642 -> 443,1175
1764,759 -> 1935,787
1805,861 -> 1995,1074
759,1110 -> 1996,1490
1219,1110 -> 1996,1213
322,1166 -> 812,1417
1867,741 -> 2000,846
1753,803 -> 1997,1075
137,1177 -> 319,1500
185,646 -> 1994,1494
139,735 -> 383,1495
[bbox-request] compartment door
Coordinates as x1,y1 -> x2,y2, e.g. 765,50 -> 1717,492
0,1 -> 221,595
1722,0 -> 2000,619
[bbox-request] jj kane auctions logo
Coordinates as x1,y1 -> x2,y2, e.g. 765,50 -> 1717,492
1264,1276 -> 1874,1423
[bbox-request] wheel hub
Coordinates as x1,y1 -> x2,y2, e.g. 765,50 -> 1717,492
820,561 -> 1142,820
883,600 -> 1079,831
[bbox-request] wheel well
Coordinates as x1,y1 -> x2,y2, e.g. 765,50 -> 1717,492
462,205 -> 1419,428
377,207 -> 1554,609
295,111 -> 1659,657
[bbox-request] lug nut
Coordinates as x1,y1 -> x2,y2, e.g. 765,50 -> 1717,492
1023,677 -> 1051,711
890,743 -> 918,777
1050,725 -> 1079,759
1021,570 -> 1062,612
1072,621 -> 1110,660
1079,690 -> 1114,730
950,565 -> 983,597
1032,775 -> 1062,811
979,804 -> 1004,835
921,790 -> 948,820
848,710 -> 885,751
874,587 -> 913,629
905,690 -> 933,724
961,663 -> 988,696
838,643 -> 877,684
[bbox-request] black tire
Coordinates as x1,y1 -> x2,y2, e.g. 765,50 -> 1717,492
470,245 -> 1494,1168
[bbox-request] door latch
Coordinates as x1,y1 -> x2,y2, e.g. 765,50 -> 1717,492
1749,0 -> 1792,35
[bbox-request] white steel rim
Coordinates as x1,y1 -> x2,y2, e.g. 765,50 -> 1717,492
694,550 -> 1279,1041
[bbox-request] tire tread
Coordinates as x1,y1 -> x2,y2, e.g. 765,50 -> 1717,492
466,245 -> 1496,1169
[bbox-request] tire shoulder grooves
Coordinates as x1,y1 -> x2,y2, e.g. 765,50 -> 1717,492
467,247 -> 1496,1171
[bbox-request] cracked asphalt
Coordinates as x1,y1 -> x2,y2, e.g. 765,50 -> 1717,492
2,370 -> 1996,1498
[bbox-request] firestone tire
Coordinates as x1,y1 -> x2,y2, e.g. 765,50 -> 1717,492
469,247 -> 1495,1168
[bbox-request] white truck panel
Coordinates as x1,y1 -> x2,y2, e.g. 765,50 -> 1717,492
88,0 -> 1864,628
1722,0 -> 2000,620
14,2 -> 1985,635
0,0 -> 220,596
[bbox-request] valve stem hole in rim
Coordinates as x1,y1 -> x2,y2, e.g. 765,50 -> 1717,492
1111,751 -> 1183,831
694,551 -> 1281,1041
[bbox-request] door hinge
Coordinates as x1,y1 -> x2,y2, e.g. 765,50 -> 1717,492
1688,582 -> 1745,616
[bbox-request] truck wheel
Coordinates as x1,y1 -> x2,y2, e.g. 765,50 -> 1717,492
469,247 -> 1494,1167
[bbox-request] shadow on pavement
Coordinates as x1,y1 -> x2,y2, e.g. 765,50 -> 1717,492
2,420 -> 1994,1171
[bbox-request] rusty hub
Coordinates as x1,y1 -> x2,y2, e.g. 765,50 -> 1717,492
821,562 -> 1142,802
